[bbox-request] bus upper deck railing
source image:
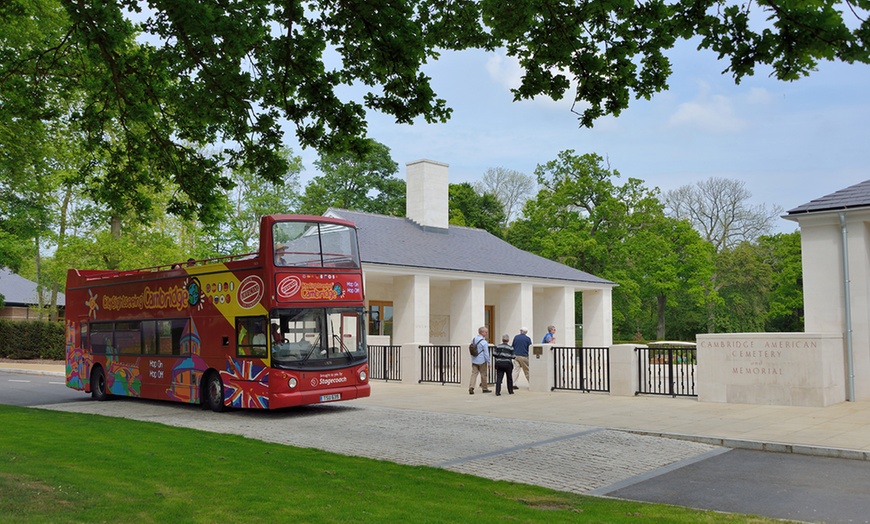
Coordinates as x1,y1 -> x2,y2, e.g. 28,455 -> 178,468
73,252 -> 261,279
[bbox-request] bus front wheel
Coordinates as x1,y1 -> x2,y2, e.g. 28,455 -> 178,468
91,367 -> 109,401
204,373 -> 225,412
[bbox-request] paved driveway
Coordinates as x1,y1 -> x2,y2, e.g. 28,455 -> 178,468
39,397 -> 721,495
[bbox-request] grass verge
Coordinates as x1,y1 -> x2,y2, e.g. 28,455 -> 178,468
0,405 -> 785,523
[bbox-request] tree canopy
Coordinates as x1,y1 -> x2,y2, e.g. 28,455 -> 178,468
298,140 -> 404,216
3,0 -> 868,223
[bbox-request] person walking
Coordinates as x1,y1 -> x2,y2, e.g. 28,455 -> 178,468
493,334 -> 516,396
542,325 -> 556,344
469,326 -> 491,395
511,327 -> 532,391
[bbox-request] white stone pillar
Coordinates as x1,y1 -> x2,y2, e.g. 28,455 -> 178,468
609,344 -> 638,396
535,287 -> 562,345
527,344 -> 554,392
451,278 -> 486,377
500,282 -> 532,340
393,274 -> 430,345
400,343 -> 421,385
582,287 -> 613,347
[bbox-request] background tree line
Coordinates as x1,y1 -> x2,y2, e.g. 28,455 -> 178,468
3,129 -> 802,341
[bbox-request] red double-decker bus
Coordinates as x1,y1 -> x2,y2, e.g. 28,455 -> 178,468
64,215 -> 370,411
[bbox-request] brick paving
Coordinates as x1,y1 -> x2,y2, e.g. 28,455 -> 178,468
39,399 -> 719,494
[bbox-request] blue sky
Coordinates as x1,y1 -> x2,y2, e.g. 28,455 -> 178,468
289,40 -> 870,235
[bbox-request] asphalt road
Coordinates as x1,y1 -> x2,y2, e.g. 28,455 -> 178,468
2,370 -> 869,523
601,448 -> 870,523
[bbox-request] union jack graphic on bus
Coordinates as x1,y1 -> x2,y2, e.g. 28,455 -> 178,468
222,357 -> 270,409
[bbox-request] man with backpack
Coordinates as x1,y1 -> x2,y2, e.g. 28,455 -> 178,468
468,326 -> 491,395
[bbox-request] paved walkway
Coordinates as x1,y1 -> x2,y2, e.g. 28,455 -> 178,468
4,360 -> 870,459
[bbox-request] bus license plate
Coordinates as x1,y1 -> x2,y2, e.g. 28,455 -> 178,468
320,393 -> 341,402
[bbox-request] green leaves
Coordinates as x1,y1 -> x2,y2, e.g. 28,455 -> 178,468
299,139 -> 404,217
4,0 -> 869,227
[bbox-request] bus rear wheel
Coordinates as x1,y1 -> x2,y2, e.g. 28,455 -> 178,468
204,373 -> 225,412
91,367 -> 110,401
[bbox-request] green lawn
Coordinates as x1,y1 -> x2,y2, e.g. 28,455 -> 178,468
0,405 -> 787,523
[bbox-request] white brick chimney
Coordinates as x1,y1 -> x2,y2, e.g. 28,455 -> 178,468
405,159 -> 449,230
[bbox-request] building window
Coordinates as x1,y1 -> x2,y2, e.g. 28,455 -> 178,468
368,301 -> 393,339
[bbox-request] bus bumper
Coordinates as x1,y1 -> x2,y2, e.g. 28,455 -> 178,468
269,383 -> 371,410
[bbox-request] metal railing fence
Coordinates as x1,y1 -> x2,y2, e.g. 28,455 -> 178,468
419,345 -> 461,384
367,345 -> 402,381
635,345 -> 697,397
552,346 -> 610,392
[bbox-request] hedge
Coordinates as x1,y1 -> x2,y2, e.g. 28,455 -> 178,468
0,320 -> 65,360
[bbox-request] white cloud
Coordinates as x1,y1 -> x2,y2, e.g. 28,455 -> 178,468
745,87 -> 774,105
668,81 -> 747,133
485,52 -> 523,91
484,52 -> 581,111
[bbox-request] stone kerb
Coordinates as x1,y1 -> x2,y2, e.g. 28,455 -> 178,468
697,333 -> 845,407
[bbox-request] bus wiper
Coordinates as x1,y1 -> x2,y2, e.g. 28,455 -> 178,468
329,318 -> 353,359
333,334 -> 353,359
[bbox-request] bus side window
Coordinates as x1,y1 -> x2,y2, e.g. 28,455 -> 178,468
171,319 -> 187,355
236,317 -> 268,358
91,322 -> 113,354
80,322 -> 89,350
157,320 -> 171,355
115,321 -> 142,355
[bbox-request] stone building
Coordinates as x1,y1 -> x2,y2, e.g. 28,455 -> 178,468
784,179 -> 870,402
327,159 -> 616,348
0,268 -> 65,321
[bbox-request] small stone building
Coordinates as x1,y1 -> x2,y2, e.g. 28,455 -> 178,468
327,159 -> 616,348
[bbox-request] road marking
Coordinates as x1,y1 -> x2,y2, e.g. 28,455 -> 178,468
8,379 -> 30,383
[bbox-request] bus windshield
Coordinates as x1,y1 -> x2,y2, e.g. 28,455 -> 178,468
273,221 -> 360,269
270,307 -> 366,368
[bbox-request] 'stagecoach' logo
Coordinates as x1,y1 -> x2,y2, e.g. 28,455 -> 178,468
237,275 -> 264,309
277,275 -> 302,299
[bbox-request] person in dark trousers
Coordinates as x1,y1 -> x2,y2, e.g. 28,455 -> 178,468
493,334 -> 516,396
469,326 -> 491,394
511,327 -> 532,391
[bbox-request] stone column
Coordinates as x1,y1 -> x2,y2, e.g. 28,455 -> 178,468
609,344 -> 638,396
400,343 -> 421,385
527,344 -> 554,392
393,274 -> 430,345
582,287 -> 613,347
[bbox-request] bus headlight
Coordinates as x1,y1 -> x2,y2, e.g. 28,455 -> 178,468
359,370 -> 367,381
288,377 -> 298,389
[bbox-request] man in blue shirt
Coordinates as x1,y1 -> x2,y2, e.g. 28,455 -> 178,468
511,327 -> 532,391
542,325 -> 556,344
469,326 -> 491,394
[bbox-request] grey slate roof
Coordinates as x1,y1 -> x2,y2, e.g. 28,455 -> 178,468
328,209 -> 614,286
0,268 -> 66,306
787,179 -> 870,215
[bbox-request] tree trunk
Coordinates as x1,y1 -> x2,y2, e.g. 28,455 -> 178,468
50,185 -> 73,322
656,293 -> 666,340
35,235 -> 44,320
